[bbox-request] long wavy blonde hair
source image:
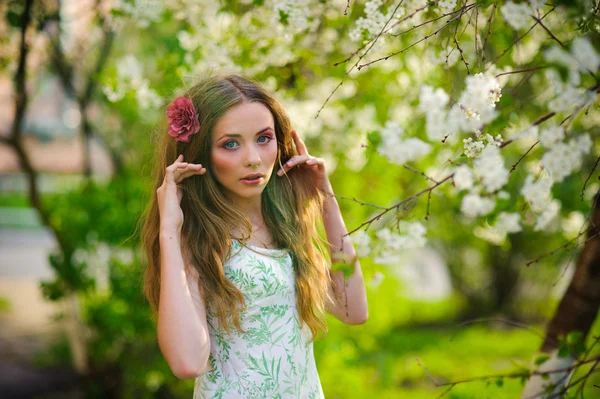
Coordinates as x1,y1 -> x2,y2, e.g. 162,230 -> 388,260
140,74 -> 331,341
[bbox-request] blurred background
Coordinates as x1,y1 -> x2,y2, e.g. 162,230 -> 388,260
1,0 -> 599,398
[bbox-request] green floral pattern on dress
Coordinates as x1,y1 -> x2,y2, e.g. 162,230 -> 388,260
194,241 -> 325,399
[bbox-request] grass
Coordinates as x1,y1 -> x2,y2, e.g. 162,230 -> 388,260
316,295 -> 600,399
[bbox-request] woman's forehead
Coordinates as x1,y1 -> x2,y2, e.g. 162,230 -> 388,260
213,102 -> 274,140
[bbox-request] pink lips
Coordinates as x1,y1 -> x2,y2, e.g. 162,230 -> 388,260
240,174 -> 264,185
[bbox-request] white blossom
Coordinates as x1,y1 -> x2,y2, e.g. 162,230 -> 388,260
116,55 -> 143,86
548,84 -> 593,113
562,211 -> 585,238
463,137 -> 485,158
541,141 -> 583,183
545,38 -> 600,86
377,121 -> 432,165
136,80 -> 162,110
349,0 -> 404,42
461,193 -> 495,218
474,146 -> 509,193
103,54 -> 161,110
272,0 -> 312,33
114,0 -> 164,28
459,73 -> 502,115
418,85 -> 450,111
437,0 -> 457,14
352,230 -> 372,258
419,86 -> 452,140
529,0 -> 545,10
574,134 -> 592,155
571,37 -> 600,72
177,30 -> 199,51
500,1 -> 534,31
463,133 -> 503,158
373,223 -> 427,265
539,125 -> 565,148
521,174 -> 553,212
534,199 -> 561,231
428,46 -> 460,67
370,272 -> 385,288
454,165 -> 474,191
494,212 -> 522,234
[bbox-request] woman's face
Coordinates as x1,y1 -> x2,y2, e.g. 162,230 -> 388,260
210,101 -> 278,206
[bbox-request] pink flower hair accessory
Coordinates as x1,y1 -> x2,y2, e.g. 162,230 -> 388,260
166,96 -> 200,143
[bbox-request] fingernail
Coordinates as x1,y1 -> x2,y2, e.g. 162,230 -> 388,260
277,170 -> 282,176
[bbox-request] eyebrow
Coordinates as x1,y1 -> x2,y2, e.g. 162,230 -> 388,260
217,127 -> 274,141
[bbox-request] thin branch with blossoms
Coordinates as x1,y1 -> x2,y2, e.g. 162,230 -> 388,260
402,164 -> 440,184
357,6 -> 475,71
334,195 -> 388,210
346,174 -> 453,236
452,1 -> 472,74
334,0 -> 449,67
316,0 -> 406,118
493,6 -> 555,66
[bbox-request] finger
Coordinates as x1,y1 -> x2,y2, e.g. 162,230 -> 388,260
277,154 -> 310,176
291,130 -> 308,155
175,166 -> 206,184
166,161 -> 189,175
306,157 -> 324,166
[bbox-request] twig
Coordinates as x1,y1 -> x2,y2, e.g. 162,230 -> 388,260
509,141 -> 538,174
481,4 -> 496,66
347,175 -> 453,235
452,0 -> 471,74
494,7 -> 555,66
531,15 -> 565,48
581,156 -> 600,201
316,0 -> 406,118
526,230 -> 598,267
496,66 -> 548,77
402,164 -> 439,184
344,0 -> 352,15
334,195 -> 388,210
358,8 -> 471,71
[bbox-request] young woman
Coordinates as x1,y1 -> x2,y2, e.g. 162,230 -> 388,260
141,74 -> 368,398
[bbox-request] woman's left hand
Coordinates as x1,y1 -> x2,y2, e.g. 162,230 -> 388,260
276,130 -> 333,195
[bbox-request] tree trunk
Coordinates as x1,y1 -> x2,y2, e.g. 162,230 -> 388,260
522,189 -> 600,398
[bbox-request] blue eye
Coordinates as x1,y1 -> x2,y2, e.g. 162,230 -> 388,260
224,141 -> 237,149
258,135 -> 274,143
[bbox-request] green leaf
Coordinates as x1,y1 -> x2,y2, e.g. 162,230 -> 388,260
495,378 -> 504,387
566,331 -> 582,346
278,10 -> 289,26
535,353 -> 550,366
332,262 -> 354,279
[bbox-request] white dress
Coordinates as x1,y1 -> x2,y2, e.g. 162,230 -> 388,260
193,240 -> 325,399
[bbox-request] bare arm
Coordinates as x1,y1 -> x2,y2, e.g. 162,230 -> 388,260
157,230 -> 211,379
276,131 -> 368,325
321,184 -> 369,325
155,154 -> 210,379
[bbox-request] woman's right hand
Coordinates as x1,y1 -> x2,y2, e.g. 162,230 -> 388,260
157,154 -> 206,234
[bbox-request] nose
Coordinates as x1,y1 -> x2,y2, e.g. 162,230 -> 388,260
245,144 -> 261,167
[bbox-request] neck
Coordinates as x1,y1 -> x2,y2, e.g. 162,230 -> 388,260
228,195 -> 264,228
